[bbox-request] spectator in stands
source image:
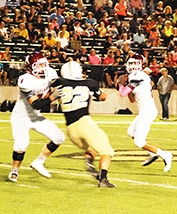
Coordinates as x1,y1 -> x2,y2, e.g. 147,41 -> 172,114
55,41 -> 64,53
16,22 -> 29,40
1,7 -> 13,23
13,8 -> 23,24
149,57 -> 162,88
59,51 -> 68,63
132,28 -> 145,51
9,26 -> 18,41
8,57 -> 21,86
102,35 -> 114,56
75,46 -> 89,64
44,33 -> 57,50
170,46 -> 177,64
88,48 -> 102,84
65,14 -> 74,36
163,5 -> 173,20
56,0 -> 70,14
43,0 -> 56,14
85,12 -> 97,26
83,23 -> 97,37
20,0 -> 31,12
99,11 -> 111,27
51,17 -> 60,33
48,8 -> 65,29
149,25 -> 161,47
161,20 -> 173,47
75,11 -> 85,28
103,49 -> 115,87
114,48 -> 125,64
156,15 -> 164,34
27,22 -> 36,42
172,8 -> 177,27
104,59 -> 119,88
129,12 -> 139,34
44,23 -> 57,38
70,33 -> 82,54
114,0 -> 127,20
0,21 -> 8,40
56,31 -> 69,50
163,51 -> 177,68
95,21 -> 107,37
106,22 -> 119,38
74,21 -> 84,36
121,41 -> 131,58
58,24 -> 70,40
48,49 -> 60,63
114,32 -> 131,49
154,1 -> 164,18
91,3 -> 104,21
0,55 -> 8,86
26,6 -> 38,22
157,67 -> 174,121
74,0 -> 86,13
130,0 -> 145,17
33,15 -> 45,36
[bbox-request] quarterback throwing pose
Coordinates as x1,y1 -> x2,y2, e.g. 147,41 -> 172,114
52,61 -> 115,188
8,52 -> 65,182
118,54 -> 173,172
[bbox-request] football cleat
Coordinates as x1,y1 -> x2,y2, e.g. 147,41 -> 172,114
98,178 -> 116,188
85,157 -> 99,180
163,152 -> 173,172
30,159 -> 51,178
8,171 -> 18,182
142,154 -> 159,166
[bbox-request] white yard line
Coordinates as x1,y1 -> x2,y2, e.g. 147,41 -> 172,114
1,164 -> 177,190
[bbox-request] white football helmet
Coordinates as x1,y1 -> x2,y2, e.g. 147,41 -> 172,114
126,53 -> 145,73
60,61 -> 83,79
25,52 -> 49,78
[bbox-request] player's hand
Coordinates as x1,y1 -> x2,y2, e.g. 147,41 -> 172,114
117,74 -> 129,85
49,85 -> 62,101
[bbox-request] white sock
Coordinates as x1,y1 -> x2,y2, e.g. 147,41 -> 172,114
156,149 -> 166,159
36,155 -> 47,164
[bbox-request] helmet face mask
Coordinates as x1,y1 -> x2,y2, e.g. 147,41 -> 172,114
126,53 -> 145,73
25,52 -> 49,78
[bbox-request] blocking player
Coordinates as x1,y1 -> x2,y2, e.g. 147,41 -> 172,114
52,61 -> 115,188
117,53 -> 173,172
8,52 -> 65,182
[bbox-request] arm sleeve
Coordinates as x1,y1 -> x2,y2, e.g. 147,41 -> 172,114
31,98 -> 51,110
119,84 -> 133,97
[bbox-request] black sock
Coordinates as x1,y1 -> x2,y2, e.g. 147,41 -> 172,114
85,157 -> 93,164
99,169 -> 108,181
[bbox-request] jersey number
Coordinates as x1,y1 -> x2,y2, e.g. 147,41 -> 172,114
60,86 -> 89,112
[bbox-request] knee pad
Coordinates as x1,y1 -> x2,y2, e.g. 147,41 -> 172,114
47,141 -> 59,152
12,151 -> 25,161
134,136 -> 146,148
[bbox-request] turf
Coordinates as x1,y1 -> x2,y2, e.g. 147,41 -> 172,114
0,112 -> 177,214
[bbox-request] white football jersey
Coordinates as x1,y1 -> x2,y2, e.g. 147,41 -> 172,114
12,67 -> 58,119
128,71 -> 156,111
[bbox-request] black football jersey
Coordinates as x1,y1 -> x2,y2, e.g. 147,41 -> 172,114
52,78 -> 101,125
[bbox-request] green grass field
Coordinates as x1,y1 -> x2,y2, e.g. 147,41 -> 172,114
0,112 -> 177,214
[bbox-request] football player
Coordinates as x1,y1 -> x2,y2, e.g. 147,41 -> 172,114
52,61 -> 115,188
8,52 -> 65,182
118,53 -> 173,172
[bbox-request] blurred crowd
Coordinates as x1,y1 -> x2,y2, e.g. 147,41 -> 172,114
0,0 -> 177,87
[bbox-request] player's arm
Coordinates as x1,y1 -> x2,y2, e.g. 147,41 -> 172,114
128,92 -> 135,103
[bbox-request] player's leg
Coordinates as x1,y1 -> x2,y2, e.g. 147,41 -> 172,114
8,116 -> 30,182
133,111 -> 173,172
30,117 -> 65,178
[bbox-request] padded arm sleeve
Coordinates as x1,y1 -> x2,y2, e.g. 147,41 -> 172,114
31,98 -> 51,110
119,84 -> 133,97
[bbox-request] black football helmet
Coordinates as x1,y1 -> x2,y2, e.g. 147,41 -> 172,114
25,52 -> 49,78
